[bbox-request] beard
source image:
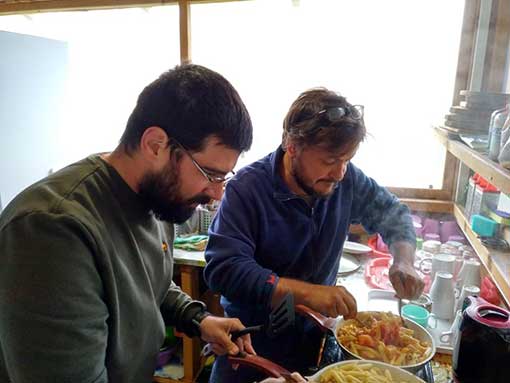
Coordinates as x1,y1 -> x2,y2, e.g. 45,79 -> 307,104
138,161 -> 211,223
291,157 -> 338,198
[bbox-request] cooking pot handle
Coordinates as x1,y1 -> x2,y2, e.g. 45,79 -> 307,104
227,353 -> 291,378
295,304 -> 337,332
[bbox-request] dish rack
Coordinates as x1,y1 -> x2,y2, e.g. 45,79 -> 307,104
198,206 -> 216,235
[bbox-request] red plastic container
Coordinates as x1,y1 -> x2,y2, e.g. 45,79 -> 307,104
367,235 -> 392,258
365,256 -> 431,293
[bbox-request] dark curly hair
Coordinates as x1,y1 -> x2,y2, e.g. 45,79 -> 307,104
120,64 -> 253,153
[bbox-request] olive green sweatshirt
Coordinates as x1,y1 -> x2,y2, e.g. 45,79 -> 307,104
0,155 -> 206,383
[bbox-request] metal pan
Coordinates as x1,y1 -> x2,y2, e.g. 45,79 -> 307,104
295,305 -> 436,373
227,354 -> 426,382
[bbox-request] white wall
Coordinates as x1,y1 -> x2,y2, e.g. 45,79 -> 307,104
0,31 -> 68,207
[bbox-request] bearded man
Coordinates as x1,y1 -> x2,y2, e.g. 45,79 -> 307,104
0,64 -> 255,383
204,88 -> 424,382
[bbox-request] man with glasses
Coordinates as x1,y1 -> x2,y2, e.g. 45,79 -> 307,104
205,88 -> 424,382
0,64 -> 255,383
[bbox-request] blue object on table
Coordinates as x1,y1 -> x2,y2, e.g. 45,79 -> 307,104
470,214 -> 498,237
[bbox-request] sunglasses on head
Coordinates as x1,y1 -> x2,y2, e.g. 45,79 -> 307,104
314,105 -> 364,121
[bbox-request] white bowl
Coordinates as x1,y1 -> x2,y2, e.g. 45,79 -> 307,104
309,360 -> 426,382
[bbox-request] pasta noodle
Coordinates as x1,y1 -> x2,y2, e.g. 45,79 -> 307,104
337,312 -> 431,366
317,363 -> 416,383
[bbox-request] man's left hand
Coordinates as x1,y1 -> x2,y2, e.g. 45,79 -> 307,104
199,316 -> 256,356
388,241 -> 425,300
389,261 -> 425,300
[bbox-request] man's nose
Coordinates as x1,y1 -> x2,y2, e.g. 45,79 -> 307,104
329,162 -> 345,180
203,182 -> 224,201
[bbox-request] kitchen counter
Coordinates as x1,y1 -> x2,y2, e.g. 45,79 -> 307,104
169,246 -> 453,382
173,248 -> 206,267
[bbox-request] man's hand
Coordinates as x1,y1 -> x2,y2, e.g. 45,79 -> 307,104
260,373 -> 307,382
389,260 -> 424,300
389,241 -> 424,300
304,285 -> 357,319
272,278 -> 357,319
199,316 -> 256,356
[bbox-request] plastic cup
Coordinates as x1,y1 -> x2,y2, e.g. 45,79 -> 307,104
401,304 -> 437,328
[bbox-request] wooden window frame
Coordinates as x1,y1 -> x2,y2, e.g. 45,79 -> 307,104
2,0 -> 509,211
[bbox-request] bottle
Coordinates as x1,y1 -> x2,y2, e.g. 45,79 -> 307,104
488,104 -> 510,161
499,111 -> 510,170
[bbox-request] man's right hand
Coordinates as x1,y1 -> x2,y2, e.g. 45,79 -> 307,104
273,278 -> 357,319
303,285 -> 357,319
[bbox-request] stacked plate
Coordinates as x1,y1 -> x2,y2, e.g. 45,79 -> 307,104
444,90 -> 510,134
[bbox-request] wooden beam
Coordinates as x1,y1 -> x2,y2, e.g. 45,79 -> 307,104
179,0 -> 191,64
470,0 -> 493,91
387,187 -> 451,201
0,0 -> 177,14
442,151 -> 460,201
0,0 -> 239,15
485,0 -> 510,92
400,199 -> 454,214
452,0 -> 480,105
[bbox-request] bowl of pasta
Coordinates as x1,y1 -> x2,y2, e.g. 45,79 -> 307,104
309,360 -> 426,383
226,354 -> 426,382
295,306 -> 435,373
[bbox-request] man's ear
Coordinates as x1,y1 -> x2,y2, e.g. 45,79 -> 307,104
286,141 -> 299,159
140,126 -> 168,159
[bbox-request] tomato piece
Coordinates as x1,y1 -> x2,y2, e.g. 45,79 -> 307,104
358,334 -> 376,348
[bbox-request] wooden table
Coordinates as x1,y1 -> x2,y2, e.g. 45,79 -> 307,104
154,249 -> 206,383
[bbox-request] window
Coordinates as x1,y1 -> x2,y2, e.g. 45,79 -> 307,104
1,6 -> 179,171
0,6 -> 180,203
191,0 -> 465,189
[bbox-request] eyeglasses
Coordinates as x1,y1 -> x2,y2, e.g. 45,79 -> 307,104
315,105 -> 364,122
170,138 -> 235,184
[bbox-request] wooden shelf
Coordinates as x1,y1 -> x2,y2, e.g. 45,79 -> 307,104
434,128 -> 510,306
435,127 -> 510,192
453,203 -> 510,307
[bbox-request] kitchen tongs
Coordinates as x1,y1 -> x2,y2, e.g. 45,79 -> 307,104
202,293 -> 295,357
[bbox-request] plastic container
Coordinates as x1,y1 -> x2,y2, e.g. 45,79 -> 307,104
367,236 -> 391,258
401,304 -> 437,328
465,173 -> 480,218
470,178 -> 499,218
470,214 -> 498,237
440,221 -> 462,243
424,233 -> 441,242
364,257 -> 394,290
500,113 -> 510,150
365,257 -> 431,293
156,345 -> 178,368
422,240 -> 441,254
422,218 -> 440,238
488,104 -> 510,161
447,235 -> 467,244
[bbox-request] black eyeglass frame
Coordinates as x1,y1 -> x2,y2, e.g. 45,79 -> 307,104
170,138 -> 235,184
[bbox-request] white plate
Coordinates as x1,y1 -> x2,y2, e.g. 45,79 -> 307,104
343,240 -> 372,255
338,254 -> 361,274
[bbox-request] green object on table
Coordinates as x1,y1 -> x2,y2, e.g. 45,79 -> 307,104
416,237 -> 423,250
163,326 -> 177,348
174,235 -> 208,251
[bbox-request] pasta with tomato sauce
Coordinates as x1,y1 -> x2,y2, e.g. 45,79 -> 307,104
336,312 -> 431,366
